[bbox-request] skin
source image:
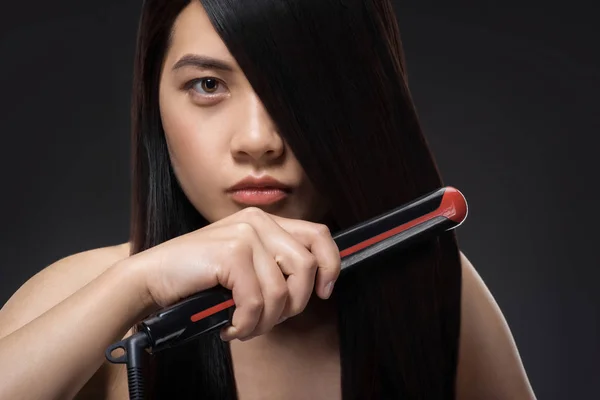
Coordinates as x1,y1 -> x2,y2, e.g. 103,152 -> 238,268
0,2 -> 536,399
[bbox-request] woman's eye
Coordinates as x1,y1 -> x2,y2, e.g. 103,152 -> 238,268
190,78 -> 225,95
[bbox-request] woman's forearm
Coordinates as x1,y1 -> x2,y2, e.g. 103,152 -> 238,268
0,259 -> 156,400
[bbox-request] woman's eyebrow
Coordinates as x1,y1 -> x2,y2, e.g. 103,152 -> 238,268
172,54 -> 235,72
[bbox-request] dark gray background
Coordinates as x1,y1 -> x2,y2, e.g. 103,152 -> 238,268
0,1 -> 598,398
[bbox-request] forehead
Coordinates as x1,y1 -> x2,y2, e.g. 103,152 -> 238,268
166,2 -> 237,64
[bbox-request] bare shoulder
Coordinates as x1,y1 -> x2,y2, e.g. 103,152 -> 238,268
0,242 -> 131,339
456,251 -> 536,399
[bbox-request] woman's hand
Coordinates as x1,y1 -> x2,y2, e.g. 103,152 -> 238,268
134,207 -> 341,341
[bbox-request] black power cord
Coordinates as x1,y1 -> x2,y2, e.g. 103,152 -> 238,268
105,287 -> 235,399
105,331 -> 150,400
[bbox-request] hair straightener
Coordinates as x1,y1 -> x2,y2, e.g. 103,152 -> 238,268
105,186 -> 468,399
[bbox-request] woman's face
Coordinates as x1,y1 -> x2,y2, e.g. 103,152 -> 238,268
158,2 -> 327,224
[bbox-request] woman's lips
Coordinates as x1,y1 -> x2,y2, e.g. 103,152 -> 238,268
228,188 -> 289,206
226,175 -> 292,206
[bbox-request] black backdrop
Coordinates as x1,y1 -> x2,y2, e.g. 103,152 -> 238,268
1,2 -> 598,398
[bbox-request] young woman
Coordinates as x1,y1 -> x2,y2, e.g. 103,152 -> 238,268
0,1 -> 536,399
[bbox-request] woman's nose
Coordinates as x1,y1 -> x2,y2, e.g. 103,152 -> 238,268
229,95 -> 285,164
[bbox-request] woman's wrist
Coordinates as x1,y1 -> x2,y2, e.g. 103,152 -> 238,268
108,254 -> 161,321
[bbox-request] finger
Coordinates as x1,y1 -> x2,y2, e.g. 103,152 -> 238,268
309,224 -> 341,299
237,209 -> 317,315
218,224 -> 264,341
242,241 -> 289,339
267,216 -> 341,300
220,208 -> 316,314
275,250 -> 317,317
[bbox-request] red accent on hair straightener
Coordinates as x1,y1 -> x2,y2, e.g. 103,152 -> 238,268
106,186 -> 467,360
339,187 -> 466,258
190,299 -> 236,323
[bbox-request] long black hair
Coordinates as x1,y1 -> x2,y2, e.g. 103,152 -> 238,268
130,0 -> 462,398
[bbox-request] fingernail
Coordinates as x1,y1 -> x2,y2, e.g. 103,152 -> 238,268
277,316 -> 288,324
220,326 -> 237,341
324,281 -> 335,299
